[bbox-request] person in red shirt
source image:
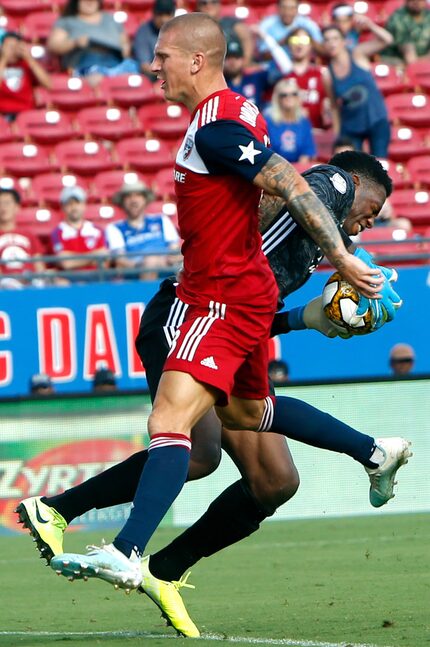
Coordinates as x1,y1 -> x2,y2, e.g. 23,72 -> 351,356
48,12 -> 381,593
0,188 -> 45,288
50,186 -> 107,276
0,32 -> 51,121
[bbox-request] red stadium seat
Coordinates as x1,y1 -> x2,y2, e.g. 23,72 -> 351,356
30,173 -> 89,207
0,142 -> 53,176
378,159 -> 411,190
389,188 -> 430,232
153,168 -> 175,199
91,170 -> 148,202
406,155 -> 430,188
21,11 -> 58,42
313,129 -> 335,162
15,109 -> 76,145
112,10 -> 140,37
0,14 -> 20,32
406,59 -> 430,93
16,206 -> 62,237
0,115 -> 19,143
99,74 -> 157,108
370,63 -> 409,96
386,92 -> 430,128
84,203 -> 123,224
116,137 -> 173,178
388,126 -> 430,162
36,74 -> 99,111
138,103 -> 190,139
0,0 -> 48,14
55,140 -> 117,175
0,177 -> 33,205
75,106 -> 138,141
359,226 -> 428,265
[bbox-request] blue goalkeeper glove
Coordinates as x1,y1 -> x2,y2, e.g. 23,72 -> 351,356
354,247 -> 403,330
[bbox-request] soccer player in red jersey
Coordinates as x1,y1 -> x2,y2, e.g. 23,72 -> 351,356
47,13 -> 383,593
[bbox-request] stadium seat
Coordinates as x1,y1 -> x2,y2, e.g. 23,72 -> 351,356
84,203 -> 123,224
378,159 -> 411,190
0,0 -> 48,14
0,14 -> 20,32
21,11 -> 58,42
91,169 -> 148,202
313,129 -> 335,162
153,168 -> 175,199
99,74 -> 157,108
112,10 -> 140,37
0,176 -> 33,205
30,173 -> 89,208
359,226 -> 428,265
55,140 -> 117,175
406,59 -> 430,93
406,155 -> 430,188
16,206 -> 62,237
386,92 -> 430,128
36,74 -> 100,111
389,188 -> 430,232
388,126 -> 430,162
116,137 -> 173,178
15,109 -> 76,145
0,115 -> 18,143
75,106 -> 138,141
0,142 -> 53,177
138,103 -> 190,139
370,63 -> 409,96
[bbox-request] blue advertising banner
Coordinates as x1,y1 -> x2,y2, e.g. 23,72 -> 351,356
0,265 -> 428,397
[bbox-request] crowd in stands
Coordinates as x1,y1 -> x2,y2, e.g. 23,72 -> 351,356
0,0 -> 430,287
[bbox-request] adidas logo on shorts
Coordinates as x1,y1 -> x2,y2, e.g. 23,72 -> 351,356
200,356 -> 218,370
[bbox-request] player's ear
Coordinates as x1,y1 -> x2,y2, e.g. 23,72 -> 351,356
190,53 -> 204,73
351,173 -> 360,188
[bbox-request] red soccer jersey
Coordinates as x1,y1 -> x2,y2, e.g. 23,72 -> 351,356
0,229 -> 41,274
174,88 -> 278,309
286,66 -> 327,129
0,61 -> 36,113
51,220 -> 105,269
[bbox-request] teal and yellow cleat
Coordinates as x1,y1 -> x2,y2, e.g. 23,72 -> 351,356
139,556 -> 200,638
366,437 -> 412,507
15,496 -> 67,564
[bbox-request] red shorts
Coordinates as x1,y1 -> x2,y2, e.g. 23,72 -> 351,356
163,300 -> 276,406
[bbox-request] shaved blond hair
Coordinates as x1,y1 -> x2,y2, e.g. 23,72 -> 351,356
160,12 -> 226,68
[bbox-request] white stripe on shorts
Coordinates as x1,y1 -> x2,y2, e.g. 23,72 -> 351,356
174,300 -> 226,362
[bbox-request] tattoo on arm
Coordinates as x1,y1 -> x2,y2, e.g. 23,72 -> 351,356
258,193 -> 285,232
254,154 -> 346,261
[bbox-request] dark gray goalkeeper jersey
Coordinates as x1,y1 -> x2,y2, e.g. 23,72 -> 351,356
262,164 -> 355,304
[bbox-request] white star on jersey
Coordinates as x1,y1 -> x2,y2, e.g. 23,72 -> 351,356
238,141 -> 262,164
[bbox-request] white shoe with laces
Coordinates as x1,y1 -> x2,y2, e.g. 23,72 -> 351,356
365,437 -> 412,507
51,542 -> 142,592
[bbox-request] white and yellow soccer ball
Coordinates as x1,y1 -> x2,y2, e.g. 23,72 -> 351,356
322,271 -> 373,336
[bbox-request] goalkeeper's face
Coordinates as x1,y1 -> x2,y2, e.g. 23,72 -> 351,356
343,180 -> 387,237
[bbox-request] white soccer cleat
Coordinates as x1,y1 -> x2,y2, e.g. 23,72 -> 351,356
50,542 -> 142,590
365,437 -> 412,507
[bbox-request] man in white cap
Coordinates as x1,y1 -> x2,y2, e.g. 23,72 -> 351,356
106,181 -> 181,279
51,186 -> 107,273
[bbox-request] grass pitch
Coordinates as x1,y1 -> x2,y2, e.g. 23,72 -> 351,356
1,513 -> 429,647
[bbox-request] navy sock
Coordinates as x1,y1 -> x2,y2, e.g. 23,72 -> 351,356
270,396 -> 376,468
114,434 -> 191,557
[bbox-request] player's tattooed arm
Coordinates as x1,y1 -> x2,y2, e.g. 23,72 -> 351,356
253,153 -> 383,297
258,193 -> 285,232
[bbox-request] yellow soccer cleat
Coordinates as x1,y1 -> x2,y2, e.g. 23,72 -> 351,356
139,556 -> 200,638
15,496 -> 67,564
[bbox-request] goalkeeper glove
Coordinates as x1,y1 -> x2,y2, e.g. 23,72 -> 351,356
288,296 -> 351,338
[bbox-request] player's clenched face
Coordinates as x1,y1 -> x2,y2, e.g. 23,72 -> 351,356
151,30 -> 195,105
343,180 -> 387,236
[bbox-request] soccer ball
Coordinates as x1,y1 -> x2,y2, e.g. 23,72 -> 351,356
322,271 -> 372,335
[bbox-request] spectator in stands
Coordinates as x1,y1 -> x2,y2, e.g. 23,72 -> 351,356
323,24 -> 393,158
223,38 -> 289,110
264,77 -> 316,163
330,4 -> 360,50
332,134 -> 355,154
258,0 -> 324,60
383,0 -> 430,64
29,373 -> 55,395
0,188 -> 45,289
106,182 -> 181,280
0,32 -> 51,121
47,0 -> 138,86
268,359 -> 290,386
389,343 -> 415,376
195,0 -> 254,66
93,366 -> 117,392
51,186 -> 107,275
133,0 -> 176,82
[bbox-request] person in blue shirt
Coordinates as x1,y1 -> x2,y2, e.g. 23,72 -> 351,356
264,77 -> 316,163
106,181 -> 181,280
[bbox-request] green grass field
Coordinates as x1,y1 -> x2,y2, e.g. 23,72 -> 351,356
1,513 -> 429,647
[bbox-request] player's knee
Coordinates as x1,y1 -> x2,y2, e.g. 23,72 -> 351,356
250,465 -> 300,514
